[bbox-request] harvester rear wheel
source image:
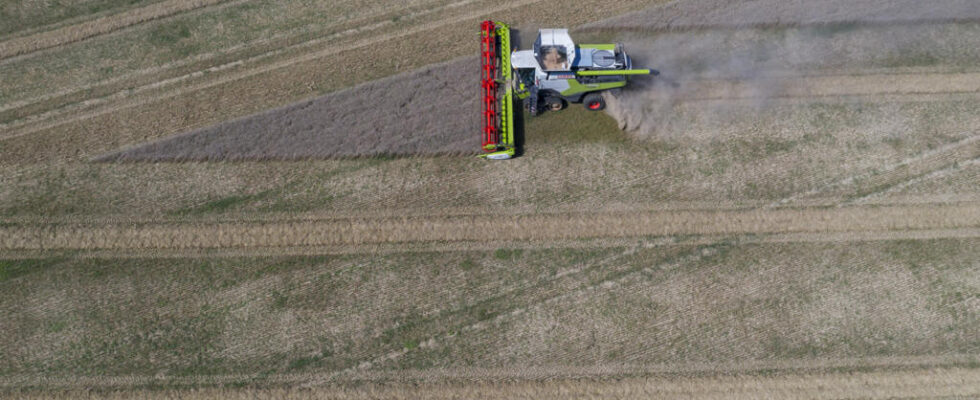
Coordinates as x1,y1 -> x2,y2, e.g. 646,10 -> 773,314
583,93 -> 606,111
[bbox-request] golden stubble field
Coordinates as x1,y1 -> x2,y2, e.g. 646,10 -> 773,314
1,0 -> 980,398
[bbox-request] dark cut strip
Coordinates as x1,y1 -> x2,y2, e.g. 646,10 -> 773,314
97,57 -> 482,162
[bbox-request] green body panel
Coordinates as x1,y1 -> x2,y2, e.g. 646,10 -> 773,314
516,88 -> 530,100
560,79 -> 627,97
479,148 -> 517,159
578,44 -> 616,50
499,23 -> 514,152
576,69 -> 651,76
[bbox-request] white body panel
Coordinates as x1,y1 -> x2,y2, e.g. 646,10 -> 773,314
511,50 -> 538,69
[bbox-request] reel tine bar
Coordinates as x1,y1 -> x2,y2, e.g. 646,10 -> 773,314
481,20 -> 499,151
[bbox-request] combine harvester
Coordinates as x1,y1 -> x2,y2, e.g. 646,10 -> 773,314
480,20 -> 653,159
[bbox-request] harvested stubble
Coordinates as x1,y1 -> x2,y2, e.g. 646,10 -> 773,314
97,57 -> 481,161
1,240 -> 978,391
584,0 -> 980,31
7,367 -> 980,399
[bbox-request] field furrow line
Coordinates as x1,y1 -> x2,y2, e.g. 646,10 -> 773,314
4,363 -> 980,396
551,122 -> 980,213
852,157 -> 980,204
0,0 -> 237,60
2,203 -> 978,251
475,243 -> 717,369
322,244 -> 651,381
773,133 -> 980,207
4,227 -> 978,259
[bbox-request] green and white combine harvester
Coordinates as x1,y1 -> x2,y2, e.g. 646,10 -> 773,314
480,20 -> 653,159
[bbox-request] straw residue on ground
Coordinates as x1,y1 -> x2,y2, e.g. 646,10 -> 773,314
8,367 -> 980,399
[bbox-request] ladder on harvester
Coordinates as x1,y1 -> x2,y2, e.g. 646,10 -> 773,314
479,20 -> 516,160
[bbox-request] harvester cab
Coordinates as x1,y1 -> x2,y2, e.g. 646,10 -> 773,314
479,20 -> 653,160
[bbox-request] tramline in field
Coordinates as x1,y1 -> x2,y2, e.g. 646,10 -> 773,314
480,20 -> 654,159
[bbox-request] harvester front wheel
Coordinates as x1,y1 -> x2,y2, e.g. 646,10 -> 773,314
583,93 -> 606,111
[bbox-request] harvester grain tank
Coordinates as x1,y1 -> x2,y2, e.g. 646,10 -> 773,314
480,20 -> 653,159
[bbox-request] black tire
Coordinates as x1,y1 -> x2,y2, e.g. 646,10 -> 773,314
583,93 -> 606,111
548,99 -> 566,111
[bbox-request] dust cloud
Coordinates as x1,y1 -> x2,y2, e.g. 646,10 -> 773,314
598,0 -> 980,140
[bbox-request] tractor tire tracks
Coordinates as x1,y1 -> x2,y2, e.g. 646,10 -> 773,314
2,203 -> 979,253
4,363 -> 980,397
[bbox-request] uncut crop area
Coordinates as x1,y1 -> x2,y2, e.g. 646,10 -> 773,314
2,0 -> 980,398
